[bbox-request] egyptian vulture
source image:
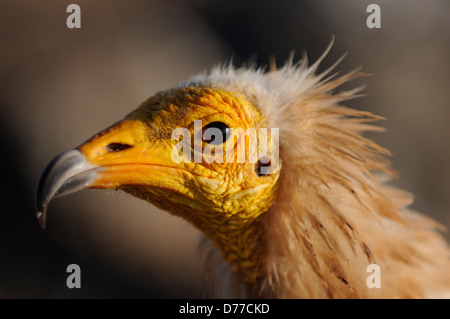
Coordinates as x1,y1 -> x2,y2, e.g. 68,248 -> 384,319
36,43 -> 450,298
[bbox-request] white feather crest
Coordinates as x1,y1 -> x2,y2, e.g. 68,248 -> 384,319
187,40 -> 450,298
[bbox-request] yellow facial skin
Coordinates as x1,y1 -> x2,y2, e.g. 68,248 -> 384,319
78,87 -> 281,282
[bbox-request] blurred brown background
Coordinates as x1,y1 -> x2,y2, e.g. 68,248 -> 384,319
0,0 -> 449,298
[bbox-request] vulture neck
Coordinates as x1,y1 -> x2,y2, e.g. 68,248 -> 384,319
200,213 -> 267,286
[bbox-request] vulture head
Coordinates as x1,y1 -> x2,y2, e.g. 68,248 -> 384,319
36,42 -> 450,298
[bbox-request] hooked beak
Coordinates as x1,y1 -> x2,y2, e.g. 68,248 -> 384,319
35,149 -> 100,229
35,119 -> 182,229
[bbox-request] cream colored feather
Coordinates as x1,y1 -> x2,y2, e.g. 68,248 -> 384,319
36,40 -> 450,299
188,42 -> 450,298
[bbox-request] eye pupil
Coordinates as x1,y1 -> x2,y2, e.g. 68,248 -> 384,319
202,122 -> 230,145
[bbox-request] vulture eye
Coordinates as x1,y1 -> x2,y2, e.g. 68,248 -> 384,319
256,157 -> 272,176
106,143 -> 132,152
202,122 -> 231,145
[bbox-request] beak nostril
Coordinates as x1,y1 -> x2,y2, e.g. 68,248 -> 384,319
106,143 -> 132,152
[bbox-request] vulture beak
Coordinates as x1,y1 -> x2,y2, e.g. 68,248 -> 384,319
35,149 -> 99,229
35,119 -> 180,229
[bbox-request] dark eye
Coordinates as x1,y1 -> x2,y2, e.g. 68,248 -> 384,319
255,157 -> 272,176
202,122 -> 231,145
